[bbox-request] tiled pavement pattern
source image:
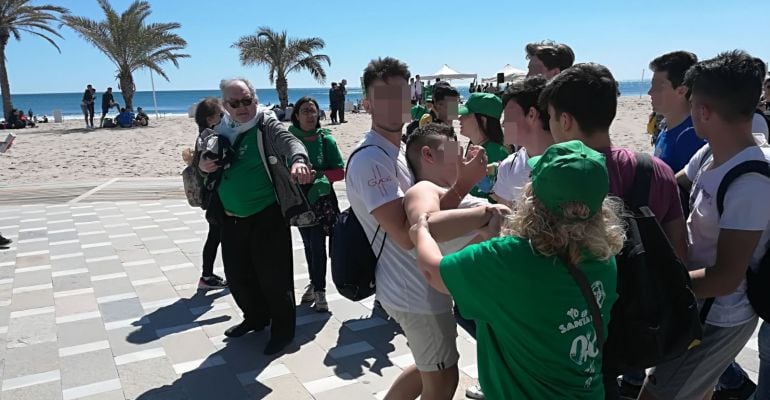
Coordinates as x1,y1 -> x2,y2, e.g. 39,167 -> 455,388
0,179 -> 483,399
0,178 -> 761,399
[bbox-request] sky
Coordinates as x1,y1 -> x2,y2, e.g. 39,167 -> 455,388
4,0 -> 767,94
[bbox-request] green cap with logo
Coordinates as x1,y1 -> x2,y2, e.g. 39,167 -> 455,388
527,140 -> 609,218
457,92 -> 502,119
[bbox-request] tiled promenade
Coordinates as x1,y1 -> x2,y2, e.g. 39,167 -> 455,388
0,177 -> 760,399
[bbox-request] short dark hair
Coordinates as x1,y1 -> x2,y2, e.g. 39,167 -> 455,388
539,63 -> 618,134
291,96 -> 321,130
194,97 -> 222,132
432,82 -> 460,103
362,57 -> 410,97
525,41 -> 575,71
501,76 -> 550,131
406,122 -> 455,176
649,51 -> 698,88
684,50 -> 765,122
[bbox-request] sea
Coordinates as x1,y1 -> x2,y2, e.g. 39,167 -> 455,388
10,80 -> 651,119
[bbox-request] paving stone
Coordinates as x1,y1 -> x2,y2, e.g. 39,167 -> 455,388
244,373 -> 312,400
107,326 -> 160,357
52,273 -> 93,293
11,269 -> 51,287
1,380 -> 63,400
160,328 -> 217,364
91,278 -> 135,298
10,290 -> 55,311
98,297 -> 145,323
57,318 -> 109,349
54,293 -> 99,317
168,363 -> 249,400
116,356 -> 178,400
59,349 -> 119,390
6,313 -> 57,348
3,341 -> 60,379
133,282 -> 177,304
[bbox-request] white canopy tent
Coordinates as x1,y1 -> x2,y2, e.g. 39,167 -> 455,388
420,64 -> 477,81
481,64 -> 527,84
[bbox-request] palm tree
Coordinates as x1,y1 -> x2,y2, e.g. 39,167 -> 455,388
0,1 -> 68,120
233,27 -> 330,108
63,0 -> 188,111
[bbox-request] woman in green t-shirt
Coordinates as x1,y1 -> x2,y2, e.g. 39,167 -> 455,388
457,92 -> 510,198
411,141 -> 624,399
288,96 -> 345,313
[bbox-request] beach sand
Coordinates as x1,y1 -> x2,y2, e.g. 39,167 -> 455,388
0,97 -> 654,186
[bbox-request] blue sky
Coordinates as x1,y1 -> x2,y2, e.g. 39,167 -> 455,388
5,0 -> 767,94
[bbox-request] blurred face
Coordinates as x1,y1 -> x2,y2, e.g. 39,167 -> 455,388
648,71 -> 685,115
527,56 -> 558,78
223,81 -> 257,123
298,101 -> 319,131
503,101 -> 528,146
459,113 -> 483,143
420,137 -> 459,185
434,96 -> 459,121
364,77 -> 410,133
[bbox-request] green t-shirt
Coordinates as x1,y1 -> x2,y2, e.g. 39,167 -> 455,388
440,236 -> 617,400
470,141 -> 510,198
288,126 -> 345,203
217,126 -> 276,216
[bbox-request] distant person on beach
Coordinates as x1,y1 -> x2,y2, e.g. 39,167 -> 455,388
648,51 -> 705,173
525,40 -> 575,79
100,87 -> 120,127
198,77 -> 312,355
116,107 -> 134,128
82,84 -> 95,129
339,79 -> 348,123
412,74 -> 423,104
418,82 -> 460,134
288,96 -> 345,313
193,97 -> 228,291
329,82 -> 341,124
134,107 -> 149,127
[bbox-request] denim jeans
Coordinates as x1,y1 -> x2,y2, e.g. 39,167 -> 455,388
299,225 -> 327,292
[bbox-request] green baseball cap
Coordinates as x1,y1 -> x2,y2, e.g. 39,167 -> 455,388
411,104 -> 428,120
527,140 -> 609,218
457,92 -> 502,119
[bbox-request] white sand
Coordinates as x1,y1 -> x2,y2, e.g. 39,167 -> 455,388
0,97 -> 654,186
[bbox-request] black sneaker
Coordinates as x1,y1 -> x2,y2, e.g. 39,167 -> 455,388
224,320 -> 267,338
712,378 -> 757,400
618,378 -> 643,400
0,234 -> 12,247
198,274 -> 227,290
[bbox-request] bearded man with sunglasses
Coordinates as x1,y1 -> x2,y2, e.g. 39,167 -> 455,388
199,78 -> 314,355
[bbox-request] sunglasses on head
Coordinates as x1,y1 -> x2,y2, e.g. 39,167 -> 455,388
226,97 -> 254,108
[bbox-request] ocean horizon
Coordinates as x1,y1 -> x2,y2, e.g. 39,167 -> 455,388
9,80 -> 652,120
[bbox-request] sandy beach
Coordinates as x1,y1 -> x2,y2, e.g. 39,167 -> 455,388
0,96 -> 654,187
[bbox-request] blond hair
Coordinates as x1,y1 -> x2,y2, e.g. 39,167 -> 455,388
504,183 -> 626,266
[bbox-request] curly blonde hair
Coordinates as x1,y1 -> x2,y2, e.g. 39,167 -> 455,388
504,183 -> 626,266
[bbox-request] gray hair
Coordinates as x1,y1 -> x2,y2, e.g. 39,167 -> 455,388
219,78 -> 258,101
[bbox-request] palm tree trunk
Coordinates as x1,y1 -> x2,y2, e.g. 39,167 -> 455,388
0,35 -> 13,121
118,70 -> 136,111
276,75 -> 288,108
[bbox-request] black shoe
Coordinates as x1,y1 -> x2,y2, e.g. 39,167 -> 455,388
712,378 -> 757,400
224,320 -> 267,338
0,234 -> 12,247
617,378 -> 642,400
263,337 -> 292,355
198,274 -> 227,290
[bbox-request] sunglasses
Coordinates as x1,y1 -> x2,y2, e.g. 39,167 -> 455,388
226,97 -> 254,108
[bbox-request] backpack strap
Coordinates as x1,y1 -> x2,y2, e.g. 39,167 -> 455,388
701,159 -> 770,324
560,255 -> 605,349
629,152 -> 654,209
346,144 -> 394,256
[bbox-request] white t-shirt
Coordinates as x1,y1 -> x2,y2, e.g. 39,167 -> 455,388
491,147 -> 530,204
432,194 -> 489,255
347,130 -> 454,315
684,144 -> 770,327
753,112 -> 769,141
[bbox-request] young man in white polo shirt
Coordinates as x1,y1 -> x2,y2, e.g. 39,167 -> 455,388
346,58 -> 488,400
639,50 -> 770,400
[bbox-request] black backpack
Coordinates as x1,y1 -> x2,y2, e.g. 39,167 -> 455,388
602,152 -> 703,372
330,145 -> 390,301
700,159 -> 770,323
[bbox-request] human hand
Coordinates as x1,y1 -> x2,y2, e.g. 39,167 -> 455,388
290,161 -> 314,184
456,145 -> 488,193
198,158 -> 219,173
409,213 -> 430,244
477,204 -> 511,239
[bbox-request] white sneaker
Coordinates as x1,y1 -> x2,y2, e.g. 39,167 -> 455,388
313,291 -> 328,312
300,284 -> 314,303
465,384 -> 484,399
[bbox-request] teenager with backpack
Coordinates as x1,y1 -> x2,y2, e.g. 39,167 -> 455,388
639,51 -> 770,400
539,63 -> 691,399
411,140 -> 623,399
288,96 -> 345,313
345,57 -> 488,400
192,97 -> 227,290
